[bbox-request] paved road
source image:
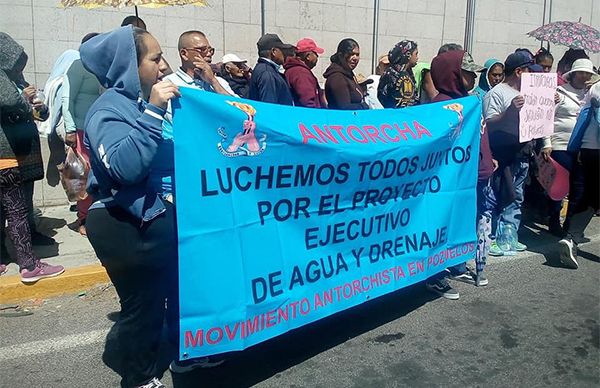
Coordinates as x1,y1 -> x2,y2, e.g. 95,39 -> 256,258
1,241 -> 598,388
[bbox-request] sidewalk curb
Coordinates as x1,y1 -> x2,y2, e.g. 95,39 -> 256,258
0,264 -> 110,304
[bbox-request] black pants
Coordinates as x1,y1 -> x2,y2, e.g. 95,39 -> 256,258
564,149 -> 600,242
86,203 -> 178,387
569,149 -> 600,214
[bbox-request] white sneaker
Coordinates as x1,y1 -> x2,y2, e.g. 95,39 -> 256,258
169,357 -> 225,373
558,239 -> 578,269
136,377 -> 165,388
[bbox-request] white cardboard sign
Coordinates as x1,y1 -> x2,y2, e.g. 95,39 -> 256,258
519,72 -> 557,143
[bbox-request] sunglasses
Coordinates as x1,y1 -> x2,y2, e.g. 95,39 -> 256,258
184,46 -> 215,55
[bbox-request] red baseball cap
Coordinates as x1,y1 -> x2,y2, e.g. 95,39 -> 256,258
295,38 -> 325,55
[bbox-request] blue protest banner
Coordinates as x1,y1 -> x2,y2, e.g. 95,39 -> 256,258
173,88 -> 481,360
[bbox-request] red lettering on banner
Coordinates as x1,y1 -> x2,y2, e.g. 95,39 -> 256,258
380,123 -> 399,142
184,330 -> 203,347
299,123 -> 322,144
225,322 -> 239,340
185,255 -> 477,349
362,276 -> 370,291
266,311 -> 276,328
242,316 -> 259,338
414,121 -> 432,138
329,125 -> 350,143
352,279 -> 361,294
300,298 -> 311,315
347,126 -> 369,143
395,122 -> 415,140
206,327 -> 223,345
278,305 -> 289,321
381,269 -> 390,283
314,125 -> 339,144
363,125 -> 387,143
299,122 -> 433,145
314,292 -> 324,309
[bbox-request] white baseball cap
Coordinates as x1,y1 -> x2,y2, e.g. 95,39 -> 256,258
222,53 -> 247,64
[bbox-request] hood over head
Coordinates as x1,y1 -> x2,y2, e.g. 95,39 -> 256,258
430,49 -> 468,100
80,26 -> 141,100
0,32 -> 25,74
478,58 -> 503,91
283,56 -> 310,71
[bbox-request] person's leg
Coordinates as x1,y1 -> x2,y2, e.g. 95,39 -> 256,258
563,151 -> 586,234
476,181 -> 492,284
485,173 -> 505,256
449,181 -> 492,286
0,204 -> 8,262
105,266 -> 167,387
0,168 -> 37,271
87,206 -> 175,386
22,180 -> 55,245
567,149 -> 599,242
21,179 -> 35,231
0,168 -> 63,282
498,158 -> 529,250
558,149 -> 599,268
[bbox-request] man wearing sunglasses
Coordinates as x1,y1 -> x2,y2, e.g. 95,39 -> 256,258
165,30 -> 235,96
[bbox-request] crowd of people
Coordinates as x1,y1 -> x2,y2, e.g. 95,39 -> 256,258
1,15 -> 599,388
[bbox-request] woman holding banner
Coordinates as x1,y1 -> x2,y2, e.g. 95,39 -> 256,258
79,26 -> 181,388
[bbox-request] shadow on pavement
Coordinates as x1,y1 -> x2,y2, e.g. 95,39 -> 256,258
169,283 -> 436,387
520,213 -> 599,267
32,216 -> 65,259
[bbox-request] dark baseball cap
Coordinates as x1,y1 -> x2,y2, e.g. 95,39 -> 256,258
257,33 -> 295,52
504,52 -> 538,74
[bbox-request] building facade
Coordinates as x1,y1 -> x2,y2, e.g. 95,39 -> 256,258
1,0 -> 598,87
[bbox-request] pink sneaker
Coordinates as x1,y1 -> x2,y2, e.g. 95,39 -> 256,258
20,261 -> 65,283
0,264 -> 7,276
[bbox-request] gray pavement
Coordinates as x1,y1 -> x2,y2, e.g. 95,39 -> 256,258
0,237 -> 598,388
1,136 -> 599,387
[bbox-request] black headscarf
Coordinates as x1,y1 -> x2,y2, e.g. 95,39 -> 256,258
388,40 -> 417,69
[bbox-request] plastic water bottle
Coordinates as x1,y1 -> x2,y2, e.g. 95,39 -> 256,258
505,224 -> 519,253
497,223 -> 516,256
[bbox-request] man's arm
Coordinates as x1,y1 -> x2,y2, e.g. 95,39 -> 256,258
484,94 -> 524,132
62,61 -> 83,134
193,60 -> 232,96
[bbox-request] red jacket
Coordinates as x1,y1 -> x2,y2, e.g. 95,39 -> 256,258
284,57 -> 325,108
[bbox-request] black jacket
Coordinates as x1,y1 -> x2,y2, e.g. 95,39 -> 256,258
248,58 -> 293,105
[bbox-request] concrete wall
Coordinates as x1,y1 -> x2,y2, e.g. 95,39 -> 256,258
1,0 -> 598,88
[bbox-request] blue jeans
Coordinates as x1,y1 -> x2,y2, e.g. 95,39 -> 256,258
499,159 -> 529,232
484,158 -> 529,238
